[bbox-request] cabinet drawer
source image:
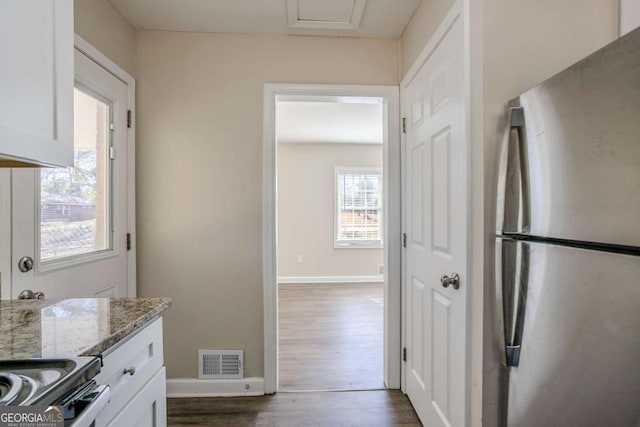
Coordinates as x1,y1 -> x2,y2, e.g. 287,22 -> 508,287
106,367 -> 167,427
94,318 -> 164,426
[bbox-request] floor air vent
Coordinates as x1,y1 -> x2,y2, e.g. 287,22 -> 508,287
199,350 -> 243,379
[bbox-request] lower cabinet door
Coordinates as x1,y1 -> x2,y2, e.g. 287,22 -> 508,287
95,319 -> 164,425
106,367 -> 167,427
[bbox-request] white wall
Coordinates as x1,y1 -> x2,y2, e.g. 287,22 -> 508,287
277,143 -> 383,279
134,30 -> 398,379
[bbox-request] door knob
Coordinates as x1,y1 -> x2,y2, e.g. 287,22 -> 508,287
440,273 -> 460,290
18,289 -> 34,299
17,289 -> 45,300
18,256 -> 34,273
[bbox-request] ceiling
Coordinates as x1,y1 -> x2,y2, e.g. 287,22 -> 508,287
109,0 -> 421,38
276,97 -> 383,145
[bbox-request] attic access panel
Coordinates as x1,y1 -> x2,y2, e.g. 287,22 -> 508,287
286,0 -> 367,30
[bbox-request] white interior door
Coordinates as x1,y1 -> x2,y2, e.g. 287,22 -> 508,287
403,12 -> 467,426
10,49 -> 130,299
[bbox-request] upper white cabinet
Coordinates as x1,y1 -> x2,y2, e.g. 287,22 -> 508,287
0,0 -> 74,167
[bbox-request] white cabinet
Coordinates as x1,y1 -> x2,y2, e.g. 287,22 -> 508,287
95,318 -> 167,427
0,0 -> 74,167
107,368 -> 167,427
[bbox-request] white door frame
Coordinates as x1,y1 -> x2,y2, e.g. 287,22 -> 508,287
71,36 -> 137,298
399,0 -> 478,421
262,83 -> 401,394
0,35 -> 137,299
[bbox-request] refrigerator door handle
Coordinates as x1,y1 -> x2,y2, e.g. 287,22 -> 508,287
496,104 -> 531,234
495,239 -> 508,366
496,239 -> 530,367
512,107 -> 531,234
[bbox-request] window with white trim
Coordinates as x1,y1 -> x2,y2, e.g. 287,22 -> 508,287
335,167 -> 383,248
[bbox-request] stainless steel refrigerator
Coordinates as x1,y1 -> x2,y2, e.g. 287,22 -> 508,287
495,27 -> 640,426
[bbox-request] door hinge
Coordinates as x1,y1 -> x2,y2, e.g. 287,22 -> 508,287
109,146 -> 116,160
403,347 -> 407,362
127,110 -> 132,128
402,117 -> 407,134
126,233 -> 132,251
402,232 -> 407,248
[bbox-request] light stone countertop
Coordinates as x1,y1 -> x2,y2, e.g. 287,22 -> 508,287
0,297 -> 172,360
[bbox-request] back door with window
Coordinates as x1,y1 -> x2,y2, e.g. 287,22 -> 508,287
10,48 -> 131,299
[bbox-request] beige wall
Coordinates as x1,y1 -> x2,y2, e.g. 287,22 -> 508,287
135,30 -> 398,379
77,0 -> 619,414
277,143 -> 383,278
480,1 -> 619,425
400,0 -> 456,78
74,0 -> 136,76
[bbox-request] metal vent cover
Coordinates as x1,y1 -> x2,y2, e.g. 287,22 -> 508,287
198,350 -> 243,379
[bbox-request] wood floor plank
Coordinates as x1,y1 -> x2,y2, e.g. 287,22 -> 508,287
278,283 -> 384,391
166,284 -> 422,426
167,390 -> 422,426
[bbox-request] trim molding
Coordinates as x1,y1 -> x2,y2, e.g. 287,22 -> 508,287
166,377 -> 265,398
278,275 -> 383,284
74,34 -> 137,298
263,83 -> 402,393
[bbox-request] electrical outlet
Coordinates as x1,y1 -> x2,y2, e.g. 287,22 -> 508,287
378,264 -> 384,275
297,255 -> 303,263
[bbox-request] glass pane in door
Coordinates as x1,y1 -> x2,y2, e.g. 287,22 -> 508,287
40,88 -> 111,262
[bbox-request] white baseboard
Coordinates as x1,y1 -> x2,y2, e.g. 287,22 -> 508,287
278,275 -> 383,284
166,377 -> 265,398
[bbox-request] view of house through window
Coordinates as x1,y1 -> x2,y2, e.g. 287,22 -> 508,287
40,88 -> 111,262
335,167 -> 383,247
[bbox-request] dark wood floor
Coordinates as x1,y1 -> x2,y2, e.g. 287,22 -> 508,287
278,283 -> 384,391
167,390 -> 421,426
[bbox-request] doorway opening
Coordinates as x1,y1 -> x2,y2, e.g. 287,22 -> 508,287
263,84 -> 401,394
277,96 -> 384,390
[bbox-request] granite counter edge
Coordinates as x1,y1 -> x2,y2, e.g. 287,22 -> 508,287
79,297 -> 173,357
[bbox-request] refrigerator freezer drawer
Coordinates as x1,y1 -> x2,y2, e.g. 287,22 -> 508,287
497,27 -> 640,247
499,239 -> 640,427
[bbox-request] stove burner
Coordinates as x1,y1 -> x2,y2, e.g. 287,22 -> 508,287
0,358 -> 101,407
0,373 -> 22,405
0,372 -> 37,406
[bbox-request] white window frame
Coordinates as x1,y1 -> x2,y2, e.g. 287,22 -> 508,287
334,166 -> 383,249
37,85 -> 116,271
